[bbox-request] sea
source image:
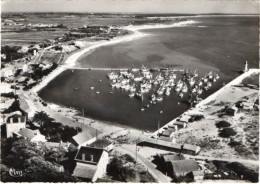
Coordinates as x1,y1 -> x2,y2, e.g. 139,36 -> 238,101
39,15 -> 259,131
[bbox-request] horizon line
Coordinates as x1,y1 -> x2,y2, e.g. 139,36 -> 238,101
2,11 -> 259,15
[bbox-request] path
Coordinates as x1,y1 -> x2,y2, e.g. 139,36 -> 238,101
186,155 -> 259,166
115,144 -> 171,183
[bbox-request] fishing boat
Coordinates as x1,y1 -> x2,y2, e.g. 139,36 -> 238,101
189,78 -> 196,87
151,94 -> 156,101
208,71 -> 213,80
203,76 -> 208,83
197,88 -> 203,95
165,87 -> 171,96
179,93 -> 184,98
175,86 -> 181,92
129,92 -> 135,98
182,84 -> 188,93
134,76 -> 143,82
107,72 -> 118,80
156,96 -> 163,101
198,80 -> 203,86
194,70 -> 198,78
215,74 -> 220,80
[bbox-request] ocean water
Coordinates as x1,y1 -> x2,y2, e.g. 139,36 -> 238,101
39,16 -> 259,131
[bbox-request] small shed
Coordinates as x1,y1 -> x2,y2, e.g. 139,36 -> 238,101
160,130 -> 174,138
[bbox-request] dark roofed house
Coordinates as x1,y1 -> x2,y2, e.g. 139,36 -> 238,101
162,154 -> 185,163
70,129 -> 101,148
73,146 -> 109,182
166,159 -> 201,181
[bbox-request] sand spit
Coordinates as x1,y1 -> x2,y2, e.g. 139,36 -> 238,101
152,68 -> 260,137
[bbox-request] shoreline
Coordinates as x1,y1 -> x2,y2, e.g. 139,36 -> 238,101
24,19 -> 198,134
152,68 -> 260,137
31,19 -> 197,93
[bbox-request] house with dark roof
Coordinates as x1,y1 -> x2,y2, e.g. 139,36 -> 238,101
14,128 -> 47,143
72,146 -> 109,182
70,129 -> 101,148
166,159 -> 202,181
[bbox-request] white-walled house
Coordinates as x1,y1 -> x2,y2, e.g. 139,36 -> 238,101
72,146 -> 109,182
5,115 -> 26,138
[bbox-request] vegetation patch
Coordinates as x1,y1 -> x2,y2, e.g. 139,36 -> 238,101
219,128 -> 237,138
215,120 -> 231,128
107,154 -> 155,183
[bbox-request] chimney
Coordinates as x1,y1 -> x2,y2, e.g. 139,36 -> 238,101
18,117 -> 21,123
10,118 -> 13,124
82,153 -> 85,161
90,155 -> 94,162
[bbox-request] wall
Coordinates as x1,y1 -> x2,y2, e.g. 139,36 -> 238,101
92,151 -> 109,182
6,122 -> 26,138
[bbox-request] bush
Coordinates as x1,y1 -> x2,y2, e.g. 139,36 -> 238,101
216,120 -> 231,128
227,162 -> 258,183
219,128 -> 237,138
107,154 -> 154,182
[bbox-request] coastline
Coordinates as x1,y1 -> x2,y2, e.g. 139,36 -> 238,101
23,19 -> 198,134
152,68 -> 260,137
31,19 -> 197,93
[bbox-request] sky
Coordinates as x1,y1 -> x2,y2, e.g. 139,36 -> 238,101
1,0 -> 259,14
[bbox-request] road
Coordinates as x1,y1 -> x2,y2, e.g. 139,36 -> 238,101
115,145 -> 171,183
186,155 -> 259,166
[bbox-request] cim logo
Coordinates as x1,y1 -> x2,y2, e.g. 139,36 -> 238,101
9,168 -> 29,177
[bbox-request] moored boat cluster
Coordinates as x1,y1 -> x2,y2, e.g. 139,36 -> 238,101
107,66 -> 220,111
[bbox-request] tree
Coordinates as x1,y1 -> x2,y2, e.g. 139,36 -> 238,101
33,111 -> 54,128
219,128 -> 237,138
216,120 -> 231,128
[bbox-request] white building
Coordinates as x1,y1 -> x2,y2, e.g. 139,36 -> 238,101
70,129 -> 101,148
5,115 -> 26,138
72,146 -> 109,182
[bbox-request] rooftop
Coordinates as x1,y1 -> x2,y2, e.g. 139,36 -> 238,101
72,129 -> 102,146
73,164 -> 97,180
75,146 -> 104,164
17,128 -> 40,140
141,137 -> 200,152
168,159 -> 199,174
88,139 -> 112,149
